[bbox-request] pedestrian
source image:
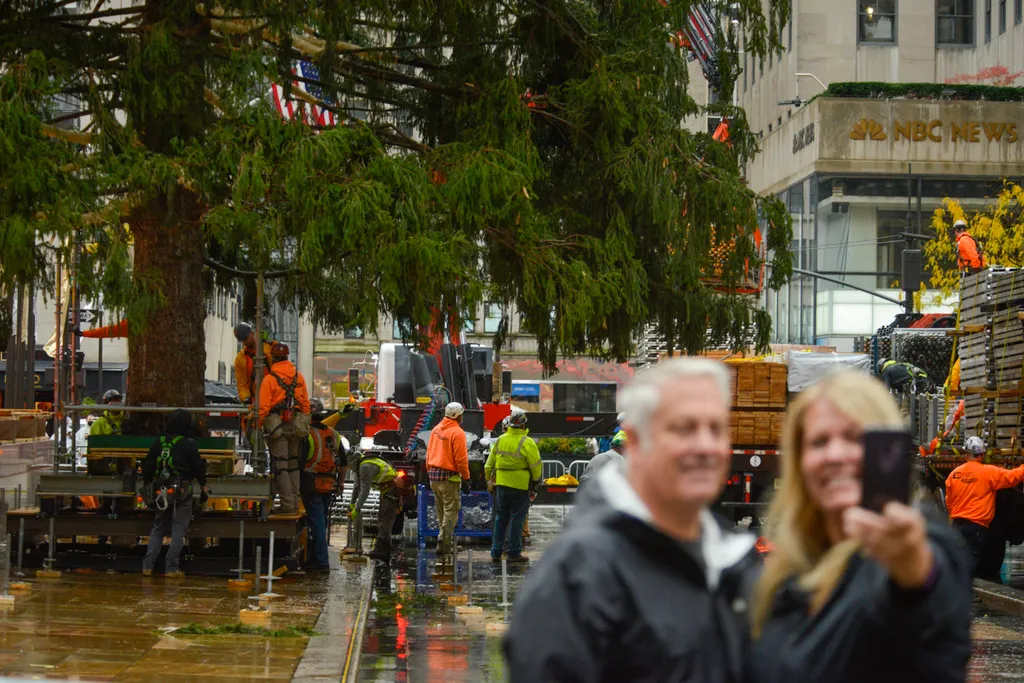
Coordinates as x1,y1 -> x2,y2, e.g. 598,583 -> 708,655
748,371 -> 971,683
300,399 -> 347,571
945,435 -> 1024,582
954,219 -> 985,273
258,342 -> 311,514
504,358 -> 760,682
583,429 -> 627,479
425,402 -> 470,570
141,410 -> 208,578
485,406 -> 541,563
350,451 -> 404,560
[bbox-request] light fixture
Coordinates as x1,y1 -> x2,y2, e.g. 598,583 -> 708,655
866,5 -> 875,20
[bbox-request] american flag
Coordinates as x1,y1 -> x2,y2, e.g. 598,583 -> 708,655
271,60 -> 337,128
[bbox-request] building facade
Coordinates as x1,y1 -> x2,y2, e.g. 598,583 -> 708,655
735,0 -> 1024,349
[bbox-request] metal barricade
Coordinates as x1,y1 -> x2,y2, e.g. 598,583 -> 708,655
541,460 -> 565,481
568,460 -> 590,481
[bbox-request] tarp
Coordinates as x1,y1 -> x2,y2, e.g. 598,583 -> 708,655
786,352 -> 872,393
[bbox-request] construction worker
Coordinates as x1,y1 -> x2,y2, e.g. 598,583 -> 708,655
954,219 -> 985,274
141,410 -> 208,577
350,451 -> 406,561
90,389 -> 125,436
87,389 -> 126,477
584,430 -> 627,479
426,402 -> 470,569
485,406 -> 541,563
232,322 -> 276,405
301,399 -> 347,571
877,358 -> 934,394
258,342 -> 310,514
945,436 -> 1024,581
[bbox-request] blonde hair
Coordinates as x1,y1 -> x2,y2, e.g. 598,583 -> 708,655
751,371 -> 904,636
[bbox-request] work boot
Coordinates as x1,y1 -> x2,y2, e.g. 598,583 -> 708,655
368,547 -> 390,561
142,569 -> 153,577
491,555 -> 503,563
165,571 -> 186,579
506,554 -> 529,564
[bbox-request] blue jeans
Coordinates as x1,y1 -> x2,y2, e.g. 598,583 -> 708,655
491,486 -> 531,558
305,493 -> 332,567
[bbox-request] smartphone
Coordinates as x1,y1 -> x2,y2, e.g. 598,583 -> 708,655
860,429 -> 914,513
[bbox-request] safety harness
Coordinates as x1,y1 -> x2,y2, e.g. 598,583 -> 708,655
154,436 -> 189,511
271,371 -> 298,423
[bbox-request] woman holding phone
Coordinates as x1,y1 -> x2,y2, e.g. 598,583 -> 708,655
747,371 -> 971,682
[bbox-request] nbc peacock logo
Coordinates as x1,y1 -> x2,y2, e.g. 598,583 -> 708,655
850,118 -> 887,141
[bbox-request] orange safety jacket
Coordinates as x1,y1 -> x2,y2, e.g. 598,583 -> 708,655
234,341 -> 275,403
945,459 -> 1024,527
956,233 -> 985,271
425,417 -> 470,480
257,360 -> 310,426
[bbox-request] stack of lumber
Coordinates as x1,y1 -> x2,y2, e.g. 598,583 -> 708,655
0,410 -> 48,443
728,362 -> 787,446
958,269 -> 1024,448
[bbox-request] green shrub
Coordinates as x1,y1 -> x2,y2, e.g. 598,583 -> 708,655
820,82 -> 1024,103
537,438 -> 590,456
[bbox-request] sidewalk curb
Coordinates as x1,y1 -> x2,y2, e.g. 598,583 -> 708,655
974,578 -> 1024,615
291,557 -> 374,683
343,558 -> 374,683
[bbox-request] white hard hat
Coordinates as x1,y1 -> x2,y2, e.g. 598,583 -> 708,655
953,219 -> 968,230
444,402 -> 465,419
510,406 -> 527,428
617,412 -> 626,423
965,436 -> 986,455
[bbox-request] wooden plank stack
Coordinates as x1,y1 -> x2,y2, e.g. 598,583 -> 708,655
728,362 -> 787,446
957,269 -> 1024,449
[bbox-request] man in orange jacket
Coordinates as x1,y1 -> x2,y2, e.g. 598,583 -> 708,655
954,219 -> 985,273
233,322 -> 277,405
258,343 -> 311,513
946,436 -> 1024,580
426,402 -> 471,569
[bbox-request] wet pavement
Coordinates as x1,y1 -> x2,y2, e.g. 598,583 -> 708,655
0,550 -> 371,682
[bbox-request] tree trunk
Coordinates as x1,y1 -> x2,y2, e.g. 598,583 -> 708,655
125,196 -> 206,434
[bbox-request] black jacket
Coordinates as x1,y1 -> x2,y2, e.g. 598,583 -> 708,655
746,522 -> 972,683
503,461 -> 761,683
142,410 -> 207,486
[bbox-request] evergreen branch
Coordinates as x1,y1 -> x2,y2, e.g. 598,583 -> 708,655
40,123 -> 93,145
47,109 -> 91,124
203,257 -> 303,280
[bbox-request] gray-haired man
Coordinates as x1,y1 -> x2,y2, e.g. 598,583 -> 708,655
504,358 -> 760,683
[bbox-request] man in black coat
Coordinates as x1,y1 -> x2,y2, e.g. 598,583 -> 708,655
141,409 -> 208,577
504,358 -> 761,683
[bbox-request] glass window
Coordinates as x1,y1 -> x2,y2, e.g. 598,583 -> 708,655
986,0 -> 993,41
788,17 -> 793,50
876,210 -> 936,289
1016,0 -> 1022,25
344,327 -> 364,339
483,303 -> 503,334
937,0 -> 975,44
1000,0 -> 1006,31
461,307 -> 476,333
858,0 -> 897,43
392,318 -> 412,339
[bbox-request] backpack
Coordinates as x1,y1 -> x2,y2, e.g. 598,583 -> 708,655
306,426 -> 341,494
271,371 -> 298,423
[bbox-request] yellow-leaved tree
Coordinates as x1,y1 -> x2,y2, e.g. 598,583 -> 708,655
924,182 -> 1024,300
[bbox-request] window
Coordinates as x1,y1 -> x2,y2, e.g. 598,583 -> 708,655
877,211 -> 935,288
217,361 -> 226,384
788,17 -> 793,50
1000,0 -> 1007,31
1017,0 -> 1022,25
392,318 -> 412,339
483,303 -> 503,334
461,307 -> 476,333
986,0 -> 993,40
858,0 -> 897,43
344,327 -> 364,339
937,0 -> 975,44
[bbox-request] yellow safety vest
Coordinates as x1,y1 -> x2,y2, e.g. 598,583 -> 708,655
361,457 -> 397,487
488,428 -> 541,491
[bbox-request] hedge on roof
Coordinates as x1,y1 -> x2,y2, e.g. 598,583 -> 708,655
821,82 -> 1024,102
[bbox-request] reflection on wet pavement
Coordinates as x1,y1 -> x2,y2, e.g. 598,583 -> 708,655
358,505 -> 568,682
0,558 -> 353,682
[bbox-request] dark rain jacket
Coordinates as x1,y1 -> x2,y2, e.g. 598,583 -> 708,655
142,410 -> 207,486
746,522 -> 972,683
503,461 -> 761,683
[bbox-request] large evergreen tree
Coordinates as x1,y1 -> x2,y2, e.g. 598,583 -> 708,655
0,0 -> 792,415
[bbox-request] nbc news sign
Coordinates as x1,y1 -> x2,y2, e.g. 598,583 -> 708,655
849,117 -> 1019,144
